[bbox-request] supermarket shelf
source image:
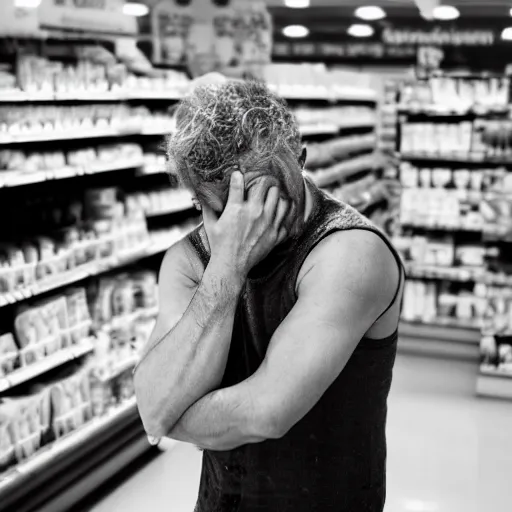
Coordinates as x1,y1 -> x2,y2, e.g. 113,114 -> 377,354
300,123 -> 339,136
0,338 -> 95,393
477,369 -> 512,399
397,104 -> 509,116
405,262 -> 484,283
139,164 -> 165,176
0,89 -> 186,103
400,152 -> 511,165
0,397 -> 149,512
400,220 -> 482,233
146,201 -> 195,217
0,158 -> 145,188
0,126 -> 174,145
399,320 -> 480,361
308,153 -> 376,188
272,85 -> 377,103
0,237 -> 178,308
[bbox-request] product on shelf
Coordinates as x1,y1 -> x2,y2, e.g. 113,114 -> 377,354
294,106 -> 376,132
0,143 -> 144,184
0,386 -> 52,468
400,116 -> 512,160
0,333 -> 18,379
125,188 -> 194,217
400,75 -> 509,111
263,64 -> 375,101
306,133 -> 376,170
399,162 -> 483,231
0,104 -> 175,142
401,278 -> 486,328
1,53 -> 191,99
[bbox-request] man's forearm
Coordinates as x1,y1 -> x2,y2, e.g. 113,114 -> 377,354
134,260 -> 243,438
168,382 -> 271,451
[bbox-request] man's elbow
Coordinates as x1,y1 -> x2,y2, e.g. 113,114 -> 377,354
256,401 -> 292,440
134,372 -> 172,439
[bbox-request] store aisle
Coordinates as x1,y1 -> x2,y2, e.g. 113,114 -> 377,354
88,353 -> 512,512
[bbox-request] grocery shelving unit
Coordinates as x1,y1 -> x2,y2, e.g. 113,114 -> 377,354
393,75 -> 512,387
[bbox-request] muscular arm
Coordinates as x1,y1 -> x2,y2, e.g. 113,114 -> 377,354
166,230 -> 402,450
133,237 -> 242,439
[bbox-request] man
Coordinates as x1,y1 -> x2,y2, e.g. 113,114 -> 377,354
134,77 -> 404,511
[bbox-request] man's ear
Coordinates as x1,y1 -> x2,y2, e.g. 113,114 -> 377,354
299,147 -> 307,170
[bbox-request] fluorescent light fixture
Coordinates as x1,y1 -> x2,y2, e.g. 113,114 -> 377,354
14,0 -> 41,8
284,0 -> 310,8
355,6 -> 386,21
432,5 -> 460,20
122,2 -> 149,17
510,7 -> 512,16
348,24 -> 374,38
282,25 -> 309,38
502,27 -> 512,40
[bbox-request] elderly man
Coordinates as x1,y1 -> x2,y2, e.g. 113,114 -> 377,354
134,76 -> 404,512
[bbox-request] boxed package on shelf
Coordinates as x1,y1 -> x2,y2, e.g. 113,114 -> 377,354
480,285 -> 512,375
306,134 -> 377,170
0,104 -> 175,142
0,386 -> 52,469
0,334 -> 18,379
0,187 -> 150,303
1,53 -> 190,100
0,143 -> 144,186
400,117 -> 512,160
87,269 -> 158,415
263,64 -> 375,101
0,361 -> 94,473
294,106 -> 376,133
394,234 -> 486,282
400,76 -> 509,112
125,188 -> 194,217
401,279 -> 486,329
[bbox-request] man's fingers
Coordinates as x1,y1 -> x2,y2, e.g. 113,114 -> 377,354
226,171 -> 244,206
263,187 -> 279,219
202,203 -> 218,232
248,178 -> 273,206
274,197 -> 289,228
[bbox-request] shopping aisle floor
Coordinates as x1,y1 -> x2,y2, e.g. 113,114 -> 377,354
88,353 -> 512,512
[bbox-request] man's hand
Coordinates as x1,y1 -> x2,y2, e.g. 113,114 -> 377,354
203,171 -> 289,285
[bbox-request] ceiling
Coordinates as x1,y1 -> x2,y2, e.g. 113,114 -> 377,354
266,0 -> 512,18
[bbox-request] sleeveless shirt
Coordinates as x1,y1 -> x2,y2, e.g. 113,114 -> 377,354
185,178 -> 403,512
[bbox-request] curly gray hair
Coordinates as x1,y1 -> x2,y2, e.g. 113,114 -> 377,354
166,79 -> 302,190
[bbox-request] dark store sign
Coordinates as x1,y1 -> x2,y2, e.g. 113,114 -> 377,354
381,27 -> 495,47
273,41 -> 416,59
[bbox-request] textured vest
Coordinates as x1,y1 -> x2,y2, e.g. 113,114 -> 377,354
186,178 -> 401,512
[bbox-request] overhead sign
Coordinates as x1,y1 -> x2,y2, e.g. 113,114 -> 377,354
273,41 -> 417,60
38,0 -> 138,35
381,27 -> 495,47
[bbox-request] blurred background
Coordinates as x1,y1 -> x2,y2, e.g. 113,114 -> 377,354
0,1 -> 512,511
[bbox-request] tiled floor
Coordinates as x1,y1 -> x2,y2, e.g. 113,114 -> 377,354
88,353 -> 512,512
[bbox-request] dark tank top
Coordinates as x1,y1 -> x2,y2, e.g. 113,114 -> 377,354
186,178 -> 403,512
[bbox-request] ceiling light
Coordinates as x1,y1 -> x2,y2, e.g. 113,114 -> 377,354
122,2 -> 149,17
502,27 -> 512,40
432,5 -> 460,20
283,25 -> 309,38
355,6 -> 386,21
284,0 -> 310,8
348,24 -> 374,38
14,0 -> 41,8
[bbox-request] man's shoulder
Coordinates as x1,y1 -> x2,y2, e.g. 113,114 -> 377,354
299,229 -> 398,303
160,227 -> 205,285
